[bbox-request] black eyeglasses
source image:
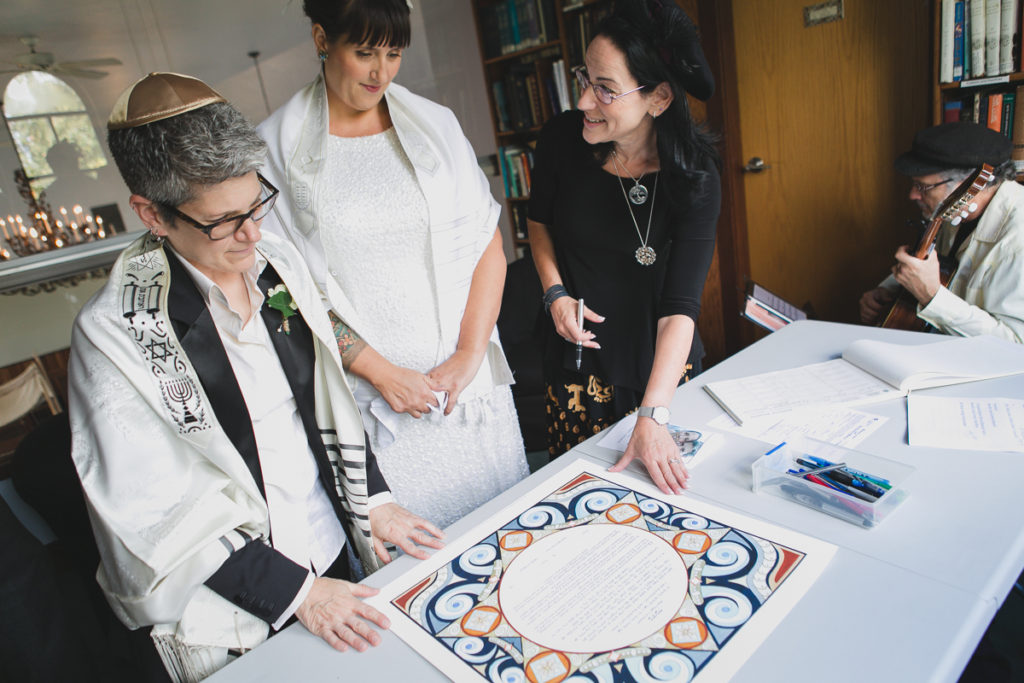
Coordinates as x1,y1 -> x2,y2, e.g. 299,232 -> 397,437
167,173 -> 279,241
911,177 -> 954,194
573,66 -> 644,105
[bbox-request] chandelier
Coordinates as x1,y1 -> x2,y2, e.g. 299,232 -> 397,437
0,205 -> 110,260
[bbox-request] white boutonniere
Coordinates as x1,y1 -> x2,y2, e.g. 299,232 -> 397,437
266,284 -> 298,334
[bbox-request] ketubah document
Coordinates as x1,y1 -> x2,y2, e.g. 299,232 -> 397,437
366,457 -> 836,682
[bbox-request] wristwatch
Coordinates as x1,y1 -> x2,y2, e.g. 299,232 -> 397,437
637,405 -> 670,425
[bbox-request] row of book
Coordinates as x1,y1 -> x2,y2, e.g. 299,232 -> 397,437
491,56 -> 572,132
478,0 -> 560,59
564,4 -> 614,68
944,88 -> 1016,133
498,144 -> 535,199
939,0 -> 1020,83
944,84 -> 1024,171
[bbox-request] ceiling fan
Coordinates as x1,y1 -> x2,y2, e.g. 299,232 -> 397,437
0,35 -> 122,79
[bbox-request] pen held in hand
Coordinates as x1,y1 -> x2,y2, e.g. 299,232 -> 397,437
575,298 -> 584,371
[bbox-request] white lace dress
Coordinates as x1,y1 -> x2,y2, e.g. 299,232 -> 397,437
320,128 -> 528,529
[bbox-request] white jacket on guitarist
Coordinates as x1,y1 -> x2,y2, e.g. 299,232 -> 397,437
880,180 -> 1024,343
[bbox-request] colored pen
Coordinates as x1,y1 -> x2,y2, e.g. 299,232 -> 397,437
795,458 -> 884,498
818,473 -> 877,502
575,298 -> 584,371
803,454 -> 891,489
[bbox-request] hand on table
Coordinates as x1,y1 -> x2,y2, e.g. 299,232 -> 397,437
427,349 -> 484,415
859,287 -> 897,324
549,297 -> 603,349
295,577 -> 388,653
369,502 -> 445,564
608,416 -> 689,495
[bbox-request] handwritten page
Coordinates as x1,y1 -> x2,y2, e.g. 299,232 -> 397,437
708,405 -> 887,449
704,335 -> 1024,425
908,395 -> 1024,452
703,359 -> 901,424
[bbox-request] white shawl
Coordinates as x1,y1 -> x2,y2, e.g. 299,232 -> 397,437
258,75 -> 514,412
69,232 -> 381,681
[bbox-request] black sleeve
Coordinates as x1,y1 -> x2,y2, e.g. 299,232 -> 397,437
364,432 -> 388,496
659,163 -> 722,321
528,111 -> 579,225
205,539 -> 309,625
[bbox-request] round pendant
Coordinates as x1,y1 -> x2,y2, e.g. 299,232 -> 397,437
635,245 -> 657,266
628,183 -> 648,205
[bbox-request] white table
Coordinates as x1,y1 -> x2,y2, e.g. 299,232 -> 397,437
210,320 -> 1024,682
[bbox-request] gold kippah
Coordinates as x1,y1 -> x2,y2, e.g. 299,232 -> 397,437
107,72 -> 226,130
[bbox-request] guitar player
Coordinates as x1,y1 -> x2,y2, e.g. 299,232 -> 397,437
859,122 -> 1024,343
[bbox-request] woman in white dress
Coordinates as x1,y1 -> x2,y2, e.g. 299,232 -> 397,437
259,0 -> 528,529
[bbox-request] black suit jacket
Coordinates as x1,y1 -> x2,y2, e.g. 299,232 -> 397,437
163,252 -> 386,625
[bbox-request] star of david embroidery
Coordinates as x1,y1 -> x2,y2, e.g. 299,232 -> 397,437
145,339 -> 173,363
128,253 -> 161,271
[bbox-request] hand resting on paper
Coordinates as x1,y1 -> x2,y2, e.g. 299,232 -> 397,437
608,417 -> 689,495
296,503 -> 445,652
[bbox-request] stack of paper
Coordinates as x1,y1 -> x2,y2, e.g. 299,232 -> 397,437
704,335 -> 1024,425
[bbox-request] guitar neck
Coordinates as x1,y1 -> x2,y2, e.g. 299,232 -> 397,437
912,216 -> 943,259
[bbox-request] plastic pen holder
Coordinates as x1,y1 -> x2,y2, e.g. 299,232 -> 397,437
751,436 -> 914,528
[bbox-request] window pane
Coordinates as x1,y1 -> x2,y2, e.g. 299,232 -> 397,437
8,118 -> 57,178
52,114 -> 108,172
2,72 -> 86,117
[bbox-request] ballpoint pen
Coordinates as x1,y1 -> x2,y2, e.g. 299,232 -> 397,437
576,298 -> 584,371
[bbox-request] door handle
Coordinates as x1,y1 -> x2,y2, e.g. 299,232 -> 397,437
743,157 -> 771,173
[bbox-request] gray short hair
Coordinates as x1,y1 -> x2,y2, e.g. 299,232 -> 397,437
107,102 -> 266,221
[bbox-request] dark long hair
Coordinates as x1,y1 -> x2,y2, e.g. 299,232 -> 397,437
593,0 -> 719,207
303,0 -> 411,48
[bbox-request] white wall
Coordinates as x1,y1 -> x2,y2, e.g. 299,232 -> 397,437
0,0 -> 503,368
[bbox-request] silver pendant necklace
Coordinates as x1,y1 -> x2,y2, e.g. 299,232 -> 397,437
612,150 -> 649,205
613,166 -> 659,266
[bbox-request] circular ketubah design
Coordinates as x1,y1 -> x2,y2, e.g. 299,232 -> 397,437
498,524 -> 688,653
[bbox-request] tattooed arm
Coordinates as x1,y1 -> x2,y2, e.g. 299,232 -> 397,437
328,311 -> 368,370
328,311 -> 440,418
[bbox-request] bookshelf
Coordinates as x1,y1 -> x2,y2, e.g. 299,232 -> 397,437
471,0 -> 612,254
933,0 -> 1024,170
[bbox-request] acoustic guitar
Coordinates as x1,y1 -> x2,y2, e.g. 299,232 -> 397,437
879,164 -> 995,331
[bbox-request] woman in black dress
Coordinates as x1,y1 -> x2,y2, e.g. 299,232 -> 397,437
527,0 -> 720,495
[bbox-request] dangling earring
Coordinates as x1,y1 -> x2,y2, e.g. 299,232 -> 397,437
318,51 -> 327,63
149,230 -> 164,244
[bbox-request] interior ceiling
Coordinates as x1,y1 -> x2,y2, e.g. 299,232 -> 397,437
0,0 -> 310,111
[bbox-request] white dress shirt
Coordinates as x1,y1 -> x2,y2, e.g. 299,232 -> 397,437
175,251 -> 368,628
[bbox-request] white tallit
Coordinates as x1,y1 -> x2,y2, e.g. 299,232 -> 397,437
69,231 -> 382,681
258,75 -> 514,414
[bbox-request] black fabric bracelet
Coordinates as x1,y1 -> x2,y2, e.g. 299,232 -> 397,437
543,284 -> 569,313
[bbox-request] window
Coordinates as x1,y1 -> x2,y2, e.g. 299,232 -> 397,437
2,71 -> 107,199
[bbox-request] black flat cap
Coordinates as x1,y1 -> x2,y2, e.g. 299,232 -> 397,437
894,122 -> 1011,176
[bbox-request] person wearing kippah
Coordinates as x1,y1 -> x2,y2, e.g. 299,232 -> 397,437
860,122 -> 1024,342
68,72 -> 444,681
526,0 -> 721,495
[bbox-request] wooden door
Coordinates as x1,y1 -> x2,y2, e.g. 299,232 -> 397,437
722,0 -> 931,327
